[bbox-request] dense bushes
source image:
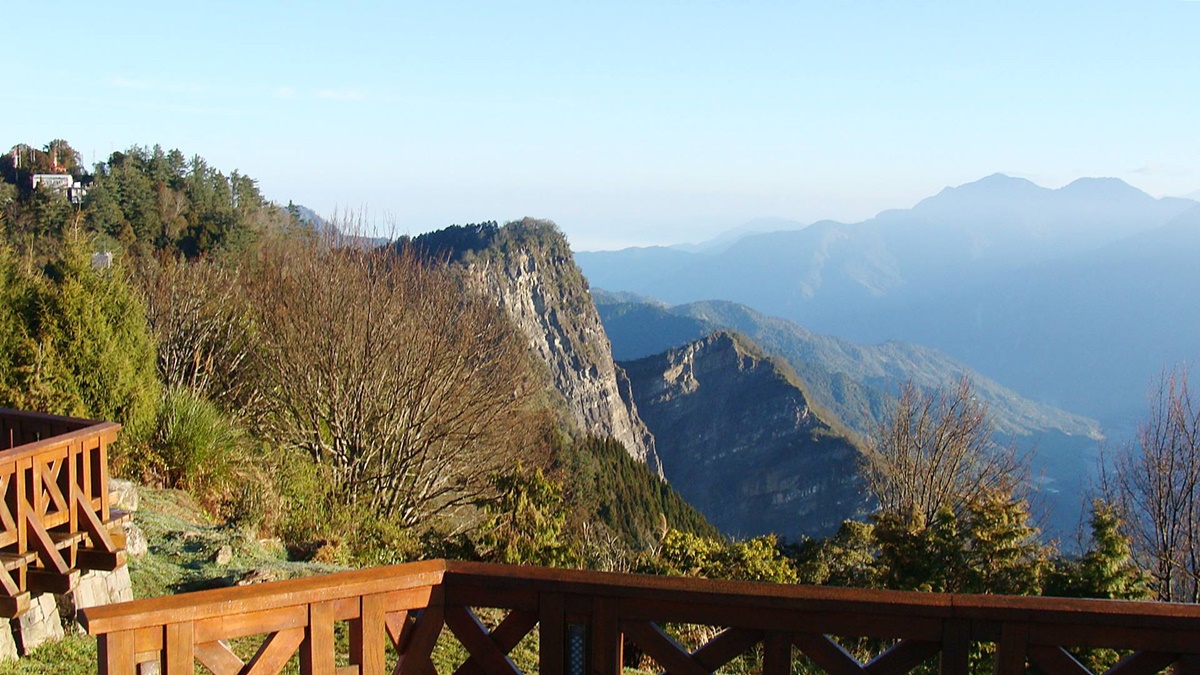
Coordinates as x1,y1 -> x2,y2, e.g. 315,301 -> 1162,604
0,235 -> 159,447
245,234 -> 551,526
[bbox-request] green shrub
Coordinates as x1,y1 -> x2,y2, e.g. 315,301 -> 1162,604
473,466 -> 583,568
641,529 -> 798,584
0,234 -> 160,450
268,447 -> 361,548
152,387 -> 247,499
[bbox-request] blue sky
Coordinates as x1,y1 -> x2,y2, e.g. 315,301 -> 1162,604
7,1 -> 1198,249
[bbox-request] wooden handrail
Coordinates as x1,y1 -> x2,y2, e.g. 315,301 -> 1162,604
0,408 -> 127,617
0,420 -> 121,463
0,407 -> 97,450
82,559 -> 1200,675
82,559 -> 451,634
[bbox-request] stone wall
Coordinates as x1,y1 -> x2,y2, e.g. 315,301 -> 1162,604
57,567 -> 136,633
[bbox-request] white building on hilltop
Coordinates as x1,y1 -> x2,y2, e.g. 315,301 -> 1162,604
32,174 -> 89,204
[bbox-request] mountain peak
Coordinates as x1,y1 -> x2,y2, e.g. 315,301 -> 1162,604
916,174 -> 1045,211
621,331 -> 865,539
964,170 -> 1041,189
1058,177 -> 1150,201
978,172 -> 1029,184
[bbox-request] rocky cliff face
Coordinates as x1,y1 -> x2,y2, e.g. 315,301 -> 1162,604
622,331 -> 868,539
416,220 -> 658,469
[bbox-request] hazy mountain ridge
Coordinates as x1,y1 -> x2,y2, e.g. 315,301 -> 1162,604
671,217 -> 809,254
594,291 -> 1104,539
289,203 -> 390,249
593,290 -> 1101,440
884,202 -> 1200,422
577,175 -> 1200,425
621,331 -> 868,539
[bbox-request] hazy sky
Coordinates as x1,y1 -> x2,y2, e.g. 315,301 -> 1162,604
8,1 -> 1198,250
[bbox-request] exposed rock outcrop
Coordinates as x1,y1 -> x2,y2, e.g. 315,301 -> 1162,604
414,220 -> 658,470
622,331 -> 869,539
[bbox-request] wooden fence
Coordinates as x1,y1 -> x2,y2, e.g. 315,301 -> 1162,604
82,558 -> 1200,675
0,408 -> 128,617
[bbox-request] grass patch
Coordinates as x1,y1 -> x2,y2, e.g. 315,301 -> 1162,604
2,486 -> 346,673
129,487 -> 343,598
0,634 -> 94,675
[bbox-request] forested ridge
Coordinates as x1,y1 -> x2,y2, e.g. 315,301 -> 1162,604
3,140 -> 278,260
3,139 -> 1198,672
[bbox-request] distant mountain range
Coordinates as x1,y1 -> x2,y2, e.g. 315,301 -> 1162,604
671,217 -> 807,254
577,175 -> 1200,427
593,291 -> 1101,540
290,204 -> 390,249
593,290 -> 1099,440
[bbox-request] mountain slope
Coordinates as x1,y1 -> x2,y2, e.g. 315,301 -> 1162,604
594,291 -> 1101,440
595,291 -> 1103,539
887,203 -> 1200,423
622,332 -> 867,540
412,220 -> 658,469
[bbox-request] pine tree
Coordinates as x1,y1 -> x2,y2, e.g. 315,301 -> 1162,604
1046,500 -> 1147,600
474,467 -> 582,568
960,492 -> 1048,595
22,233 -> 160,442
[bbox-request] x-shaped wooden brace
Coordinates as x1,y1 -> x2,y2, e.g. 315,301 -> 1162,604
622,622 -> 767,674
390,605 -> 444,675
194,629 -> 307,675
792,634 -> 941,675
1027,647 -> 1182,675
444,606 -> 538,675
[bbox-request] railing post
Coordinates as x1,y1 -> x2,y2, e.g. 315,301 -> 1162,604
302,600 -> 336,674
360,592 -> 387,674
941,620 -> 970,675
591,597 -> 621,675
995,623 -> 1029,675
97,431 -> 113,521
164,621 -> 195,674
98,630 -> 136,675
67,439 -> 79,535
538,592 -> 565,675
78,435 -> 92,508
762,631 -> 793,675
15,458 -> 28,556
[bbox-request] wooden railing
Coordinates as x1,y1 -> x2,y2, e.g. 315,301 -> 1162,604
0,408 -> 128,617
82,558 -> 1200,675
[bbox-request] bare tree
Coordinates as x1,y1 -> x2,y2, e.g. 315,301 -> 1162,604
245,232 -> 549,527
860,377 -> 1024,523
1103,367 -> 1200,602
138,255 -> 259,410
